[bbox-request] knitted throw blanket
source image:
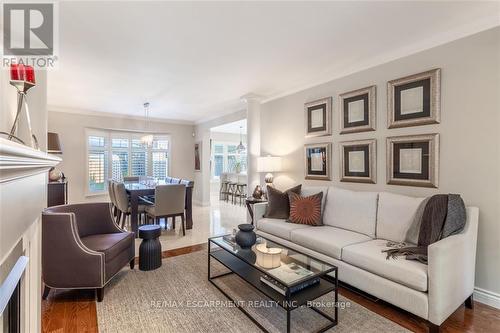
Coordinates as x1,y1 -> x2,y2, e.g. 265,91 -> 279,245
382,194 -> 466,264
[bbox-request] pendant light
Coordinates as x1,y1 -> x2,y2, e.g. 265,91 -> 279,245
140,102 -> 153,146
236,125 -> 245,152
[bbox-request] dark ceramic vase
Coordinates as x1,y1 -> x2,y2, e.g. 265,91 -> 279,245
235,224 -> 256,249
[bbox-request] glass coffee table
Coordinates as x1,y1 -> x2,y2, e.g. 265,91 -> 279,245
208,235 -> 338,333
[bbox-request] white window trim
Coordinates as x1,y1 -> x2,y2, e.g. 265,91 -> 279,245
85,128 -> 171,196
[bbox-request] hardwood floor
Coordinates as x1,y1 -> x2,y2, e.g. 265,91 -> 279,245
42,244 -> 500,333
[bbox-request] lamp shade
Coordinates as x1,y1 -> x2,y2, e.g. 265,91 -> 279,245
47,132 -> 62,154
257,156 -> 282,173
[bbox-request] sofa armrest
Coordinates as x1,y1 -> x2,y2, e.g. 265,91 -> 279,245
427,207 -> 479,325
253,202 -> 268,229
42,212 -> 105,288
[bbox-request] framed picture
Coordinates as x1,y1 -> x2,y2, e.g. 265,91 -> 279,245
194,142 -> 201,171
386,134 -> 439,188
340,139 -> 376,183
387,68 -> 441,128
304,97 -> 332,137
339,85 -> 376,134
304,143 -> 331,180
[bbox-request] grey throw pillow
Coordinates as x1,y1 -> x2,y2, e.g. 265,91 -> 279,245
264,185 -> 302,219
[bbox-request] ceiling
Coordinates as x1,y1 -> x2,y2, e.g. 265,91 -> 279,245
211,119 -> 247,134
48,1 -> 500,123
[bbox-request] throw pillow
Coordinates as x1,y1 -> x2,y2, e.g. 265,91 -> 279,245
264,184 -> 302,219
288,191 -> 323,226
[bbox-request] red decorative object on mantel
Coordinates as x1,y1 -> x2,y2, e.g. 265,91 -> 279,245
10,64 -> 36,92
1,64 -> 39,148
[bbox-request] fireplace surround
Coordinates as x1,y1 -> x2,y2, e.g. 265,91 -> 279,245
0,138 -> 60,332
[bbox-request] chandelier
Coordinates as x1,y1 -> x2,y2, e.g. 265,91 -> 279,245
140,102 -> 153,146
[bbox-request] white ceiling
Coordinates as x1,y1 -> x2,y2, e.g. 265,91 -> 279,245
48,1 -> 500,123
211,119 -> 247,134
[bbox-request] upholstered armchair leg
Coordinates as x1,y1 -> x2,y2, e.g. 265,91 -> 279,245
130,258 -> 135,269
97,287 -> 105,302
42,285 -> 51,300
427,322 -> 440,333
181,214 -> 185,236
465,294 -> 474,309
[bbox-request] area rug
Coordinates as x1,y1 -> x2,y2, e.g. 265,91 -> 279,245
96,250 -> 409,333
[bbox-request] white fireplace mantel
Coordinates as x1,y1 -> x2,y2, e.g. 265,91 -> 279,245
0,137 -> 61,183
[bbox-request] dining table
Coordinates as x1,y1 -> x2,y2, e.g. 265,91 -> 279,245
124,181 -> 194,237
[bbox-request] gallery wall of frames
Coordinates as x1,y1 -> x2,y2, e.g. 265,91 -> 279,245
303,68 -> 441,188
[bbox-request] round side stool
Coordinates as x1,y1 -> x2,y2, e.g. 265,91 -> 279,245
138,225 -> 162,271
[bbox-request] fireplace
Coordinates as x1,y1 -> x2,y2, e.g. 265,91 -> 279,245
0,138 -> 60,332
2,281 -> 20,333
0,253 -> 28,333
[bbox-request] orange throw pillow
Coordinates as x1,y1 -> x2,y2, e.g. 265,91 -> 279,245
287,192 -> 323,226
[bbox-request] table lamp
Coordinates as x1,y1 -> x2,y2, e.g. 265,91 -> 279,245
257,155 -> 282,187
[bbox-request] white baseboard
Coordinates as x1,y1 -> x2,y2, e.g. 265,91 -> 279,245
474,287 -> 500,309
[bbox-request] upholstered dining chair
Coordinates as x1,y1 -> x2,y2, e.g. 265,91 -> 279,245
42,202 -> 135,302
145,184 -> 186,235
123,176 -> 139,182
108,180 -> 119,222
114,182 -> 147,229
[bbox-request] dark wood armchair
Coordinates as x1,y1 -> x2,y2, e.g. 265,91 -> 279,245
42,202 -> 135,302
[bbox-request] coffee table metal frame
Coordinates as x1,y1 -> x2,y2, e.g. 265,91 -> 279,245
208,235 -> 338,333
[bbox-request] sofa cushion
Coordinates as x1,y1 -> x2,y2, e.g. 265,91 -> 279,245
290,226 -> 371,259
264,184 -> 301,219
301,186 -> 329,214
288,191 -> 323,225
323,187 -> 378,237
256,218 -> 311,240
81,232 -> 134,262
342,239 -> 428,291
377,192 -> 425,243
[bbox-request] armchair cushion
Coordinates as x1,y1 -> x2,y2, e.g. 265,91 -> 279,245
81,232 -> 134,262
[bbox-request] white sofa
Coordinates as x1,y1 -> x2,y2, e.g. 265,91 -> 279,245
253,186 -> 479,332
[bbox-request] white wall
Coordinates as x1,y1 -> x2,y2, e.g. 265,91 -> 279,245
194,110 -> 246,205
260,28 -> 500,297
48,111 -> 195,203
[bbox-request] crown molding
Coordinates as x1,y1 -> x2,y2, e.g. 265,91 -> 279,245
48,106 -> 195,125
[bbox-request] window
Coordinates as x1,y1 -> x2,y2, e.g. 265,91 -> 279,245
86,129 -> 170,194
210,141 -> 247,179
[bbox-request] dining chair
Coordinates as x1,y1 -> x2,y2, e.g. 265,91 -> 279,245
170,177 -> 182,184
123,176 -> 139,182
145,184 -> 186,236
107,180 -> 118,222
114,182 -> 146,229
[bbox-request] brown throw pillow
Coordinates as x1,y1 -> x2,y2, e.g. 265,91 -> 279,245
264,185 -> 302,219
288,191 -> 323,226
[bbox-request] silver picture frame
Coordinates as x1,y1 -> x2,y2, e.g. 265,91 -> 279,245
339,85 -> 376,134
304,97 -> 332,137
386,133 -> 439,188
304,143 -> 331,180
387,68 -> 441,129
340,139 -> 376,183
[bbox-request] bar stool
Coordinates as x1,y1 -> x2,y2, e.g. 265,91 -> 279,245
219,173 -> 230,201
235,174 -> 247,205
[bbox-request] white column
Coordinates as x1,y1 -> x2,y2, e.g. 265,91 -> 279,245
241,93 -> 262,196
